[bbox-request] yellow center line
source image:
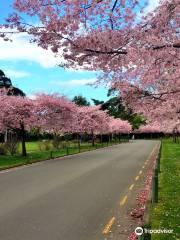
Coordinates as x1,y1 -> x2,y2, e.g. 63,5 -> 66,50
148,144 -> 158,160
143,146 -> 156,165
129,184 -> 134,191
135,175 -> 139,181
120,195 -> 128,206
102,217 -> 115,235
139,170 -> 142,175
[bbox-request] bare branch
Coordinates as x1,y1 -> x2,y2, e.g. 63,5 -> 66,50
112,0 -> 118,12
153,42 -> 180,50
84,48 -> 127,55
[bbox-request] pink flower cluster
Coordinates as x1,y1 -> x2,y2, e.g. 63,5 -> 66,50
129,232 -> 137,240
136,189 -> 149,205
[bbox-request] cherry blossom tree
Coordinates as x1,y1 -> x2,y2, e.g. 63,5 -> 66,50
136,118 -> 180,142
108,117 -> 132,141
74,105 -> 110,146
35,93 -> 77,135
138,124 -> 162,134
110,118 -> 132,134
0,95 -> 36,156
137,101 -> 180,134
74,106 -> 132,146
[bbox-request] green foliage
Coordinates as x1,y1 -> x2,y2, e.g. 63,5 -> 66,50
52,135 -> 61,149
92,96 -> 145,129
72,95 -> 90,106
91,99 -> 104,105
28,127 -> 41,140
0,70 -> 5,77
19,141 -> 39,152
150,140 -> 180,240
5,140 -> 19,156
38,140 -> 52,151
0,143 -> 7,155
130,114 -> 145,130
0,69 -> 25,96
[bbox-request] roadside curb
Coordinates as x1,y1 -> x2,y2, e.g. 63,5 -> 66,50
130,141 -> 162,240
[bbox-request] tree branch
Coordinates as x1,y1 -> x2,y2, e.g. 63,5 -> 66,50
84,48 -> 127,55
152,42 -> 180,50
141,89 -> 180,101
112,0 -> 118,12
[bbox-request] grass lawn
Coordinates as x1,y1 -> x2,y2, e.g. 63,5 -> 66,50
150,139 -> 180,240
0,139 -> 128,170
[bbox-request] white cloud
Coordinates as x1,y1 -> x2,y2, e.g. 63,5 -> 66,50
3,69 -> 30,78
143,0 -> 160,15
50,78 -> 97,88
27,94 -> 37,100
66,68 -> 94,73
137,0 -> 160,21
0,32 -> 61,68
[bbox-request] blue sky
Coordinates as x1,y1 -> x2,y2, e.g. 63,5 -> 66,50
0,0 -> 159,102
0,0 -> 109,103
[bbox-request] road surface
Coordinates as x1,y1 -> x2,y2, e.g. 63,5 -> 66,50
0,140 -> 158,240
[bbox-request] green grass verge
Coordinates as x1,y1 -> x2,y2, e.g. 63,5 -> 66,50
150,139 -> 180,240
0,139 -> 128,170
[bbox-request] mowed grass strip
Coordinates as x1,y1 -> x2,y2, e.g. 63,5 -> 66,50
150,139 -> 180,240
0,139 -> 127,170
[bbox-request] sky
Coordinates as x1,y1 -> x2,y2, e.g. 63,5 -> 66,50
0,0 -> 159,103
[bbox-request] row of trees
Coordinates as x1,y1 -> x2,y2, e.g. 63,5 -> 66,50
0,92 -> 132,156
137,123 -> 177,135
73,94 -> 180,135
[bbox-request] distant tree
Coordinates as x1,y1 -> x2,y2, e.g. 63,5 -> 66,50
91,99 -> 104,106
132,115 -> 146,130
92,96 -> 145,129
0,70 -> 12,88
0,70 -> 5,77
0,69 -> 25,97
72,95 -> 90,106
74,105 -> 109,146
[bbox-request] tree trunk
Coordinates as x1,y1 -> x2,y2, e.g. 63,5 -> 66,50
4,130 -> 8,143
20,123 -> 27,157
92,132 -> 95,147
100,134 -> 103,146
77,133 -> 81,152
118,133 -> 121,143
109,134 -> 111,144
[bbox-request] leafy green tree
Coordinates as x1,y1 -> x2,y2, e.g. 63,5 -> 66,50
72,95 -> 90,106
0,69 -> 25,96
92,96 -> 145,129
131,115 -> 145,130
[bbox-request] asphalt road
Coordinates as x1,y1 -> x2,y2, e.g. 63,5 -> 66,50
0,140 -> 158,240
